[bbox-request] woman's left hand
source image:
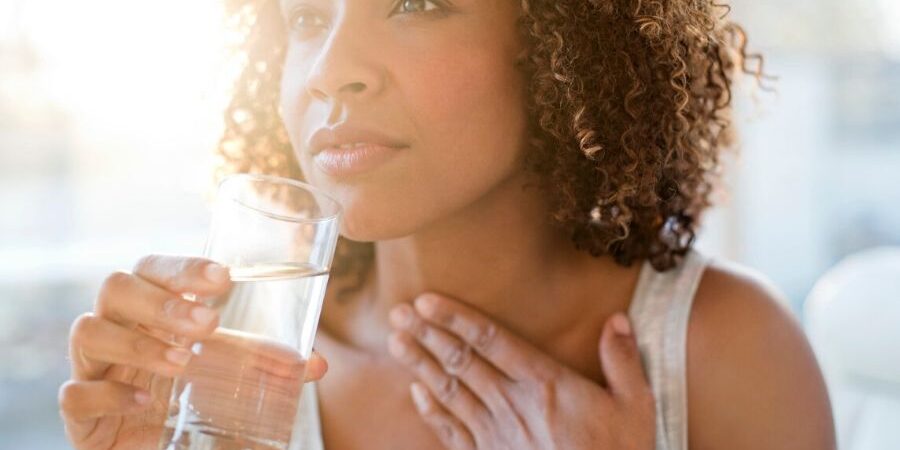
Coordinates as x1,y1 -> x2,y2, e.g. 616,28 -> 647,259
387,292 -> 655,450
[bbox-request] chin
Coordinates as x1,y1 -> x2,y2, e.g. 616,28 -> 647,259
336,202 -> 420,243
308,174 -> 434,243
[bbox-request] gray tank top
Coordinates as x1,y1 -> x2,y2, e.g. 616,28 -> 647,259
290,249 -> 710,450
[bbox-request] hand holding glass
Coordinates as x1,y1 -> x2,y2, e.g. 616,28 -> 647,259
159,174 -> 342,450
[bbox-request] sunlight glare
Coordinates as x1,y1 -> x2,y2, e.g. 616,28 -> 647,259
14,0 -> 232,147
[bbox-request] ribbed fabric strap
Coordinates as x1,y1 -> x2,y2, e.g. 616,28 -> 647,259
628,250 -> 710,450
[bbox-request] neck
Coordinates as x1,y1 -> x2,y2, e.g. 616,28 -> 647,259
335,171 -> 641,357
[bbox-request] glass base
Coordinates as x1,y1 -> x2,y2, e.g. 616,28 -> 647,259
160,423 -> 288,450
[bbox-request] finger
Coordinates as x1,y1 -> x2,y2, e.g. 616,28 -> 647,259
58,380 -> 152,437
304,350 -> 328,382
132,254 -> 231,297
95,270 -> 219,340
410,382 -> 476,450
413,293 -> 554,380
186,330 -> 323,395
599,313 -> 653,404
390,303 -> 509,410
388,331 -> 490,433
200,328 -> 307,378
69,313 -> 193,381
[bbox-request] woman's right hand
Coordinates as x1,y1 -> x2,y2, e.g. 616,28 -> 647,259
57,255 -> 329,450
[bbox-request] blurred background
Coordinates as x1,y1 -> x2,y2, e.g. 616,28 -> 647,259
1,0 -> 898,448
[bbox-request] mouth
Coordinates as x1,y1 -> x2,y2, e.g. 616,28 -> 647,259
312,143 -> 407,177
318,142 -> 406,153
308,124 -> 409,156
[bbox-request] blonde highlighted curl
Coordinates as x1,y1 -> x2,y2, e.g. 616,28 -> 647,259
215,0 -> 766,299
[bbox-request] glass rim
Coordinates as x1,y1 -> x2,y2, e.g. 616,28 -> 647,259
217,173 -> 343,223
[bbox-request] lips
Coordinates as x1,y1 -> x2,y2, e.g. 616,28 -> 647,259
308,125 -> 408,155
313,143 -> 403,177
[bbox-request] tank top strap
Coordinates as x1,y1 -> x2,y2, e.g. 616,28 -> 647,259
627,249 -> 710,450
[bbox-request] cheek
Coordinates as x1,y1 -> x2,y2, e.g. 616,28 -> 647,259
401,42 -> 529,196
337,40 -> 529,241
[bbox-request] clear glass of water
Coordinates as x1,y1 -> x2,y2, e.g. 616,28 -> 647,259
159,173 -> 342,450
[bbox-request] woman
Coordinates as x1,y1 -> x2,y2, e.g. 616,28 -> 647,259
58,0 -> 836,449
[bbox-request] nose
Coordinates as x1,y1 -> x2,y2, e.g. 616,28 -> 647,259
304,23 -> 384,103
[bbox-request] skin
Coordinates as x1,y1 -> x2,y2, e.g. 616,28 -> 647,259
58,0 -> 836,449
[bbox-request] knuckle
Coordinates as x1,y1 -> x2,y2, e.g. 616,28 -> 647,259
469,322 -> 497,353
98,271 -> 131,304
69,313 -> 97,345
443,342 -> 472,375
436,375 -> 460,404
96,272 -> 133,324
57,381 -> 81,414
435,420 -> 456,446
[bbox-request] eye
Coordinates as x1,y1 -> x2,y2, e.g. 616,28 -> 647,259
393,0 -> 441,15
287,6 -> 327,34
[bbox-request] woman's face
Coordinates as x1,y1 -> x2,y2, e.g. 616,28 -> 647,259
279,0 -> 528,241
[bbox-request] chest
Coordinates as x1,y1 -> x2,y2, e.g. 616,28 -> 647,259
315,348 -> 445,450
311,325 -> 614,450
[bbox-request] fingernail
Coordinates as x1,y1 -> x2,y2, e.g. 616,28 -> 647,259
389,305 -> 412,328
410,383 -> 429,412
204,263 -> 229,283
134,390 -> 151,405
190,305 -> 217,326
414,294 -> 438,315
611,314 -> 632,336
165,347 -> 192,366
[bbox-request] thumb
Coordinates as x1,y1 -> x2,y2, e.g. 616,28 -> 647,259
304,349 -> 329,382
599,313 -> 650,402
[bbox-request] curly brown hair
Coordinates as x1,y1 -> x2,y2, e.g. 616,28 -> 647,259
214,0 -> 765,299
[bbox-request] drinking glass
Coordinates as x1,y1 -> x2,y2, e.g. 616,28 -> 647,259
159,173 -> 342,450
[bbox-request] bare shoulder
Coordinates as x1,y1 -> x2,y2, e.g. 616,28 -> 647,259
685,258 -> 836,450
